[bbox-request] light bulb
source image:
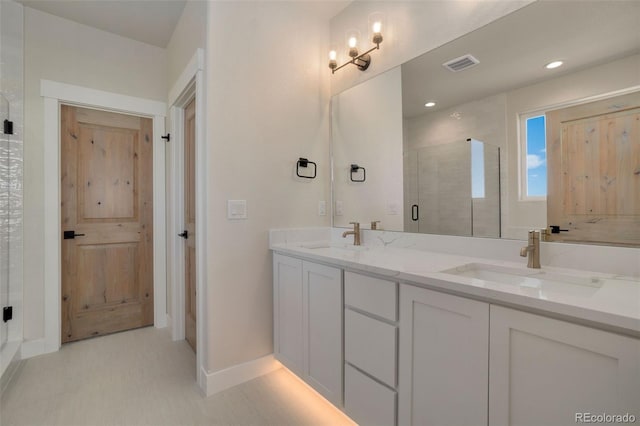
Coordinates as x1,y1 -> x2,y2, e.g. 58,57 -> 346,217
369,12 -> 384,44
348,37 -> 357,48
328,50 -> 337,71
424,102 -> 436,108
545,60 -> 563,69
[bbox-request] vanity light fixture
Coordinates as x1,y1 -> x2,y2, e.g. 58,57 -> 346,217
424,101 -> 436,108
329,16 -> 384,74
545,60 -> 563,69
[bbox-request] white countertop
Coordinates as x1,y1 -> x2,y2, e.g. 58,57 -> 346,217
270,240 -> 640,336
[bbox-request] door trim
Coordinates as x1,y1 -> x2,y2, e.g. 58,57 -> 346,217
167,48 -> 207,393
41,79 -> 167,355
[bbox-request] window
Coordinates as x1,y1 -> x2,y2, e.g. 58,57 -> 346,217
520,113 -> 547,199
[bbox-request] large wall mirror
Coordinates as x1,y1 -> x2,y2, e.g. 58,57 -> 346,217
331,1 -> 640,245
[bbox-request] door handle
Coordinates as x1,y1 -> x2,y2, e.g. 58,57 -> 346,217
549,225 -> 569,234
178,230 -> 189,239
411,204 -> 419,221
63,230 -> 86,240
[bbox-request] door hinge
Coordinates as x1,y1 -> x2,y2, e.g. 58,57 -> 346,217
3,306 -> 12,322
161,133 -> 170,142
3,119 -> 14,135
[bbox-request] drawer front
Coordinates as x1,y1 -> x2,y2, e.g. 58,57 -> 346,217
345,271 -> 397,321
345,363 -> 397,426
345,308 -> 397,387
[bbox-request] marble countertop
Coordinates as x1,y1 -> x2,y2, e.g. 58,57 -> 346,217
270,240 -> 640,336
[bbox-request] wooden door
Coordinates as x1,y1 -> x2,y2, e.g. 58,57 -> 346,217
489,306 -> 640,426
547,92 -> 640,246
184,98 -> 197,351
61,105 -> 153,343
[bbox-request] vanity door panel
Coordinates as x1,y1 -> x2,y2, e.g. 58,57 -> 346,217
302,261 -> 343,406
489,305 -> 640,426
273,253 -> 303,376
399,284 -> 489,426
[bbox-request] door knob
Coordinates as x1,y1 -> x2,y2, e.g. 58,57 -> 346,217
178,230 -> 189,239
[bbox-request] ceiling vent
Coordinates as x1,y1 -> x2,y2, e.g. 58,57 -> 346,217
442,54 -> 480,72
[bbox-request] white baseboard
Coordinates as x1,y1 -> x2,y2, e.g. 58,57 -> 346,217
155,312 -> 168,329
20,338 -> 51,360
202,354 -> 281,396
1,340 -> 21,378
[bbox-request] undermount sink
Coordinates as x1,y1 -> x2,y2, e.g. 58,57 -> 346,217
441,263 -> 604,294
300,242 -> 369,252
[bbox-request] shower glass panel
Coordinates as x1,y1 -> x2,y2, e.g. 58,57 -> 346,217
0,93 -> 10,349
410,139 -> 500,238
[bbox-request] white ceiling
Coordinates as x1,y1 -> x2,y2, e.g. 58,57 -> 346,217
401,1 -> 640,118
17,0 -> 187,47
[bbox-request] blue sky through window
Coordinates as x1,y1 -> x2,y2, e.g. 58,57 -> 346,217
526,115 -> 547,197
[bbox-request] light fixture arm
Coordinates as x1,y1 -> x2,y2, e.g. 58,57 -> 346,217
331,43 -> 380,74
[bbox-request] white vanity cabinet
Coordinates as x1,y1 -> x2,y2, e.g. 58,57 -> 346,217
272,254 -> 343,406
273,245 -> 640,426
398,284 -> 489,426
489,306 -> 640,426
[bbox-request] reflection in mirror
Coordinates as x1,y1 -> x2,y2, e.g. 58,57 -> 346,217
404,139 -> 500,237
331,1 -> 640,243
332,67 -> 403,230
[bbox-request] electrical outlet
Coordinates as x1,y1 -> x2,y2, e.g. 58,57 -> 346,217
318,201 -> 326,216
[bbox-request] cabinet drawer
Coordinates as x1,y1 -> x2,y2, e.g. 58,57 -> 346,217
345,308 -> 397,387
345,271 -> 397,321
345,363 -> 396,426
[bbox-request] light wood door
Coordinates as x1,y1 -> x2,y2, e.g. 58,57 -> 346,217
489,305 -> 640,426
399,284 -> 489,426
184,97 -> 197,351
273,253 -> 304,376
302,261 -> 343,406
547,92 -> 640,246
61,105 -> 153,343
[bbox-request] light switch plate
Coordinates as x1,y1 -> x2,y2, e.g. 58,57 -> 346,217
227,200 -> 247,219
335,200 -> 344,216
318,201 -> 326,216
387,202 -> 399,215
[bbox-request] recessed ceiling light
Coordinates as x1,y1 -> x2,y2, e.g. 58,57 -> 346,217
424,101 -> 436,108
545,60 -> 563,69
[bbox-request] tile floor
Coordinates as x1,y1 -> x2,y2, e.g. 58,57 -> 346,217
0,327 -> 353,426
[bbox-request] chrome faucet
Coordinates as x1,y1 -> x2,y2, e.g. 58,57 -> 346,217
520,230 -> 541,268
342,222 -> 361,246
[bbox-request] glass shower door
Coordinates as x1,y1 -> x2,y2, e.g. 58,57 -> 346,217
1,93 -> 10,349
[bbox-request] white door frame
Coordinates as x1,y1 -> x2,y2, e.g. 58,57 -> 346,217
41,79 -> 167,354
167,49 -> 207,392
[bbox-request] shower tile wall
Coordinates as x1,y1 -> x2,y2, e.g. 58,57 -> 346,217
1,0 -> 24,347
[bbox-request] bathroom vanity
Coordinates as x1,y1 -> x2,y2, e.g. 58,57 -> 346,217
270,228 -> 640,426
